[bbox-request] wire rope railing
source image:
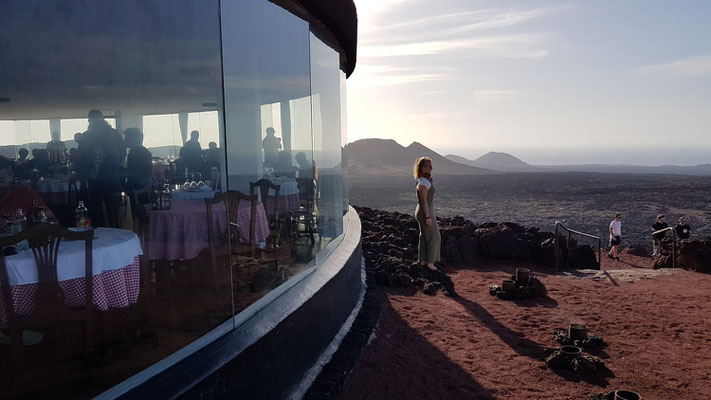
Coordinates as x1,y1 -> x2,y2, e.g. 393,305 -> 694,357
554,221 -> 602,270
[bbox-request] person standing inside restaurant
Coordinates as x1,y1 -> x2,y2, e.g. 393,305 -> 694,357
651,214 -> 669,256
675,217 -> 691,239
607,213 -> 623,261
180,130 -> 203,173
262,127 -> 282,166
46,130 -> 68,164
77,109 -> 125,227
413,156 -> 440,271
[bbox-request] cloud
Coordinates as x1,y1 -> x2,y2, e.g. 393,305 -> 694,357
633,55 -> 711,78
349,64 -> 450,87
359,34 -> 549,59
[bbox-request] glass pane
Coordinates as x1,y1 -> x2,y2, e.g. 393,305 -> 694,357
0,1 -> 228,397
310,31 -> 345,261
221,0 -> 315,314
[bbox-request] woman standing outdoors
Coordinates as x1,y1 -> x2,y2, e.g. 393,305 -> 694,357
413,157 -> 441,270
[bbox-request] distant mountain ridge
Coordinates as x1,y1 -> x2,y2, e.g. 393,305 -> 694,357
344,139 -> 493,176
446,151 -> 530,172
445,152 -> 711,176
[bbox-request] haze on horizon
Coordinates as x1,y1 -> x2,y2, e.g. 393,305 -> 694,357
348,0 -> 711,166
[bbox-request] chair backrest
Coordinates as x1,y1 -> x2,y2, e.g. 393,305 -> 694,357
0,223 -> 94,326
205,190 -> 257,257
249,179 -> 280,218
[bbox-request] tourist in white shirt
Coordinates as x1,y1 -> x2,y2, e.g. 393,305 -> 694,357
607,213 -> 622,261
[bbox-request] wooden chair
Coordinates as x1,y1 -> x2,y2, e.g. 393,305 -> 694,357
0,223 -> 95,379
205,191 -> 259,291
249,179 -> 282,250
295,176 -> 318,243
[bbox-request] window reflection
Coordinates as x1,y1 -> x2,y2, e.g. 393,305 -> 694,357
0,0 -> 348,397
0,0 -> 229,397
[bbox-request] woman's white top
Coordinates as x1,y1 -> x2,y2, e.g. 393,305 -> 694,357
416,177 -> 431,189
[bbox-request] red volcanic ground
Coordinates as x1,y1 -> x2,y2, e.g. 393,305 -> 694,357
340,254 -> 711,400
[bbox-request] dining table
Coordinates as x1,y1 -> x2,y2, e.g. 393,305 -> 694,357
146,198 -> 270,261
264,176 -> 300,214
0,227 -> 143,325
21,177 -> 70,205
171,186 -> 217,201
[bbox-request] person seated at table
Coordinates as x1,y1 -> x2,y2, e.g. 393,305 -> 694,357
202,141 -> 221,176
274,150 -> 297,178
295,151 -> 318,204
124,128 -> 153,191
16,148 -> 29,165
179,130 -> 203,173
0,156 -> 57,225
46,130 -> 68,164
28,148 -> 51,177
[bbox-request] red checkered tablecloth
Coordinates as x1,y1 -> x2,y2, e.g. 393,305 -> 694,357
263,193 -> 301,214
0,257 -> 140,326
147,199 -> 270,261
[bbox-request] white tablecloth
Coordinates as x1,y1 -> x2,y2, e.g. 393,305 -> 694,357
171,187 -> 216,200
4,228 -> 143,286
269,177 -> 299,196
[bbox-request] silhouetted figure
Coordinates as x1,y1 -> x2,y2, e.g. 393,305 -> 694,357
124,128 -> 153,191
16,148 -> 29,164
295,151 -> 318,207
262,127 -> 282,166
179,130 -> 203,173
274,150 -> 296,178
651,214 -> 668,256
203,141 -> 221,175
675,217 -> 691,239
77,109 -> 125,227
29,148 -> 51,176
46,130 -> 68,164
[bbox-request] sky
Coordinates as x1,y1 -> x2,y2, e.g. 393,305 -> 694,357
347,0 -> 711,166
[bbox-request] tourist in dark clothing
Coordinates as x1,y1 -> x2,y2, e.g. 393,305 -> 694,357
179,130 -> 203,173
77,109 -> 125,227
28,148 -> 51,177
675,217 -> 691,239
651,214 -> 668,256
124,128 -> 153,190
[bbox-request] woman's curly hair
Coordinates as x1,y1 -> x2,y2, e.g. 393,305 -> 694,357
413,156 -> 432,180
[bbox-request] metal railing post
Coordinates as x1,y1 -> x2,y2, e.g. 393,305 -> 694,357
553,221 -> 601,270
554,222 -> 559,271
566,231 -> 571,269
652,226 -> 678,268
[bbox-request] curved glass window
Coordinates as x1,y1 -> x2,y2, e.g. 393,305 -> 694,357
0,0 -> 348,397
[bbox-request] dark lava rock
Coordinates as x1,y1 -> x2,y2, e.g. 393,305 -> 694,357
569,244 -> 599,270
489,276 -> 547,301
625,243 -> 649,257
552,328 -> 607,350
545,348 -> 605,374
679,238 -> 711,272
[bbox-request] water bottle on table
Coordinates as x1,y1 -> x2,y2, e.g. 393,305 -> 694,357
75,201 -> 90,231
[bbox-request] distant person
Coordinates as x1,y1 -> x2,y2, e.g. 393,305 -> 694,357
607,213 -> 622,261
77,109 -> 125,227
413,156 -> 440,271
651,214 -> 668,256
202,141 -> 221,174
46,130 -> 68,164
274,150 -> 296,178
675,217 -> 691,239
29,148 -> 51,176
295,151 -> 318,207
0,156 -> 57,224
16,148 -> 29,165
262,127 -> 282,166
179,130 -> 203,173
124,128 -> 153,190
